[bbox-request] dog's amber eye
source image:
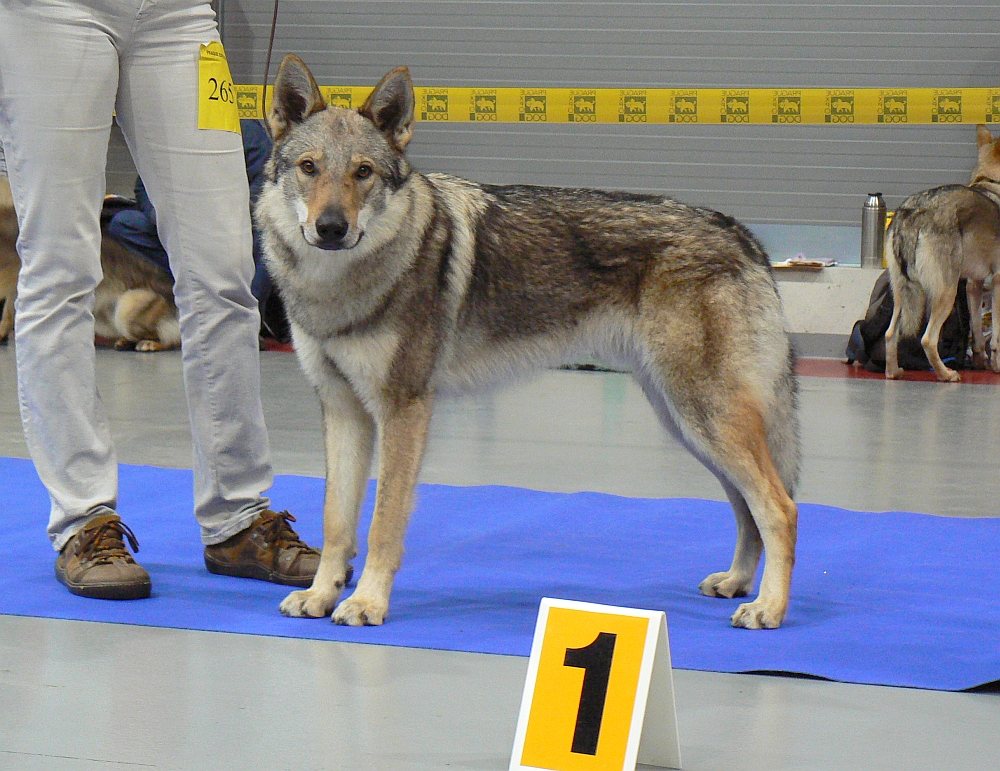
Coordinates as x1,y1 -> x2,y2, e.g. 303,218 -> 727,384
355,164 -> 374,180
299,159 -> 317,175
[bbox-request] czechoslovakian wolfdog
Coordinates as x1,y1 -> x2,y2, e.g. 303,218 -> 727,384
0,176 -> 180,350
256,56 -> 801,630
885,125 -> 1000,382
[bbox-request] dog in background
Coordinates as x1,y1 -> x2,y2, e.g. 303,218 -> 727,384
256,55 -> 801,630
0,176 -> 180,350
885,124 -> 1000,382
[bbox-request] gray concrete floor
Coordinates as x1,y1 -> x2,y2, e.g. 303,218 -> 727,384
1,342 -> 999,770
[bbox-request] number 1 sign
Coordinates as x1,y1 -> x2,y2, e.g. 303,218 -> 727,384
510,599 -> 682,771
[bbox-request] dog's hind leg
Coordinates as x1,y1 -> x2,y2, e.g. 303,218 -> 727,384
332,393 -> 434,626
884,294 -> 906,379
280,350 -> 376,619
698,478 -> 762,599
884,228 -> 908,379
636,363 -> 797,630
921,282 -> 961,382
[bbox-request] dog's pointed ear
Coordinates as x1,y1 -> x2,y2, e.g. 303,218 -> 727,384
267,54 -> 326,142
977,124 -> 996,149
359,67 -> 415,151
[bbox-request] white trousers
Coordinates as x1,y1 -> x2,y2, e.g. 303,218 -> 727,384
0,0 -> 273,549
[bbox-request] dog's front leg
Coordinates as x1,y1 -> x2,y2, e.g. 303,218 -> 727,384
333,394 -> 434,626
280,376 -> 376,619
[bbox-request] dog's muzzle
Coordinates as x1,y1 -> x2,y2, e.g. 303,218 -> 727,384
308,211 -> 362,250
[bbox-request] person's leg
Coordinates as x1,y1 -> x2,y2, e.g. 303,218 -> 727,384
0,0 -> 150,598
113,0 -> 275,543
0,0 -> 121,549
106,208 -> 172,275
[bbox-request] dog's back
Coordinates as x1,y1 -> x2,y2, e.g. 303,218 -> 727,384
423,176 -> 800,495
887,185 -> 1000,335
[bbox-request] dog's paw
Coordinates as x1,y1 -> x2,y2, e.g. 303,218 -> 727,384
279,588 -> 339,618
699,571 -> 753,599
332,594 -> 388,626
972,352 -> 989,370
937,368 -> 961,383
885,366 -> 905,380
135,339 -> 167,352
730,600 -> 784,630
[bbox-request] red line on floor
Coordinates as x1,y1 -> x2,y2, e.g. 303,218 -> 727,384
797,358 -> 1000,385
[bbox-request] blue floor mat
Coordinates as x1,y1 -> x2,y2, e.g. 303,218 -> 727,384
2,457 -> 998,691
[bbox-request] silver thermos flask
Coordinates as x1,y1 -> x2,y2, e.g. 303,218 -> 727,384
861,192 -> 886,268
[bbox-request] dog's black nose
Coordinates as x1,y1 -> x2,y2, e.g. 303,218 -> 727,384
315,210 -> 350,245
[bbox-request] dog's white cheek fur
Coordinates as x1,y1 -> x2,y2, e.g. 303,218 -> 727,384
294,198 -> 309,226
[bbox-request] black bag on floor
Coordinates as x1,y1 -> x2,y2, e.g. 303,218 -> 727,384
845,270 -> 971,373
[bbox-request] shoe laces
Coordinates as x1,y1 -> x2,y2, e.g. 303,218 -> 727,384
258,510 -> 318,555
78,518 -> 140,565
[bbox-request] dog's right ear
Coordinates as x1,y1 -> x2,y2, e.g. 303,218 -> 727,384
267,54 -> 326,142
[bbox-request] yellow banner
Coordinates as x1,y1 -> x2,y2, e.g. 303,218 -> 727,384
236,84 -> 1000,125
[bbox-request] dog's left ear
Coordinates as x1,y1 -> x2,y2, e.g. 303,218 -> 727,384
268,54 -> 326,142
359,67 -> 415,152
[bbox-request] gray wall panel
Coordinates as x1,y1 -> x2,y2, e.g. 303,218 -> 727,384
107,1 -> 1000,260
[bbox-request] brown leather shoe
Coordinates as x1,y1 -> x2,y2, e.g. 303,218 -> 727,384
55,514 -> 151,600
204,510 -> 322,587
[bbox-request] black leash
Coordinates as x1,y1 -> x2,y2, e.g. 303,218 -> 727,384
261,0 -> 280,120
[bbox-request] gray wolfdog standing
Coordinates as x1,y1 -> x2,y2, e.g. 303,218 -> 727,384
885,124 -> 1000,382
255,55 -> 801,630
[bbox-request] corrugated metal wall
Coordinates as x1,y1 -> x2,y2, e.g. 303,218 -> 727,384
109,0 -> 1000,259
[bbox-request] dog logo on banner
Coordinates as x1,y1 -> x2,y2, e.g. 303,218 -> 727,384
471,90 -> 498,121
933,91 -> 962,123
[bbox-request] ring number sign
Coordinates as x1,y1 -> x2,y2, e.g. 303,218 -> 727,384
198,41 -> 241,134
510,599 -> 681,771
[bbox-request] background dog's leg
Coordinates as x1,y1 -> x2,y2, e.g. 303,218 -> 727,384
991,278 -> 1000,372
699,478 -> 763,600
280,375 -> 376,619
0,291 -> 14,341
967,280 -> 987,369
332,394 -> 434,626
0,270 -> 16,341
884,291 -> 906,379
921,284 -> 961,381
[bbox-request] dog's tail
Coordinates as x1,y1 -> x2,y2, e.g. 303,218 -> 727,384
885,214 -> 926,338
